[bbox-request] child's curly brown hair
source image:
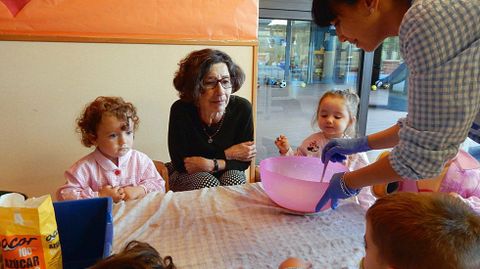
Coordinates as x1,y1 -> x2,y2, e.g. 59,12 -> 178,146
77,96 -> 140,147
89,240 -> 176,269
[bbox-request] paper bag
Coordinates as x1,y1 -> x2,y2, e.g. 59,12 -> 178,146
0,194 -> 62,269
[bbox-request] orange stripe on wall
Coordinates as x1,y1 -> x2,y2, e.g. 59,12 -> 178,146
0,0 -> 258,41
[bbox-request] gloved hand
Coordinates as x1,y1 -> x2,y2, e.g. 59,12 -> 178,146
321,136 -> 371,164
315,172 -> 361,211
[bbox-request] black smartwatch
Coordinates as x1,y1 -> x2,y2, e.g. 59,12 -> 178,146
212,158 -> 219,173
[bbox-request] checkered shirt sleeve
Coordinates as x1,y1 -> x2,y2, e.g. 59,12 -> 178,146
390,0 -> 480,179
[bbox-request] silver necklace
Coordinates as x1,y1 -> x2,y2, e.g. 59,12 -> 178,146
202,115 -> 225,144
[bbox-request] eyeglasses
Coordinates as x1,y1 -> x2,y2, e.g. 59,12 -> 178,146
202,78 -> 232,90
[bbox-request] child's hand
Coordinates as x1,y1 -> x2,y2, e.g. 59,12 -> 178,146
99,185 -> 125,203
275,135 -> 290,155
122,186 -> 146,201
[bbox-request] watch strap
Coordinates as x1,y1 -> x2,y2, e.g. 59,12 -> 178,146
212,158 -> 219,172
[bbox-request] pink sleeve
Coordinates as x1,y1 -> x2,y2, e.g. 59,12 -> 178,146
356,187 -> 377,210
279,146 -> 306,156
350,152 -> 375,210
461,173 -> 480,214
347,152 -> 370,171
293,147 -> 307,156
439,155 -> 480,214
56,168 -> 98,201
290,134 -> 317,157
456,196 -> 480,215
283,147 -> 296,156
137,158 -> 166,193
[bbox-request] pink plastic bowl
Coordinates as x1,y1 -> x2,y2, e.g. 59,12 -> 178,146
260,156 -> 348,213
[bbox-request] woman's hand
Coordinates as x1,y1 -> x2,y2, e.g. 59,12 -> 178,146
315,172 -> 360,211
225,141 -> 256,162
321,136 -> 371,164
98,185 -> 125,203
184,156 -> 214,173
275,135 -> 290,155
122,186 -> 146,201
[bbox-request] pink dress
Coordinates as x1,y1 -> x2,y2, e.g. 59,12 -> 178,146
57,148 -> 165,200
281,132 -> 369,171
358,149 -> 480,214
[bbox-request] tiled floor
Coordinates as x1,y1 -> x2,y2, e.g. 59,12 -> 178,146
255,79 -> 480,168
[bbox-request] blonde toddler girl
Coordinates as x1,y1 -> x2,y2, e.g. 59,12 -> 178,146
275,89 -> 369,171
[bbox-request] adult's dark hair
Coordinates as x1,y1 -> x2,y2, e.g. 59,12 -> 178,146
311,0 -> 357,27
89,241 -> 176,269
173,48 -> 245,103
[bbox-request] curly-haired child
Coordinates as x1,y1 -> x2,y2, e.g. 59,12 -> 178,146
57,96 -> 165,202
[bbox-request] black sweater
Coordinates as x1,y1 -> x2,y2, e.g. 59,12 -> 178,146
168,96 -> 254,173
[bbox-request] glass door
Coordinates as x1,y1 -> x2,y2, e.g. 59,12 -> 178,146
366,37 -> 479,161
366,37 -> 407,160
256,19 -> 363,164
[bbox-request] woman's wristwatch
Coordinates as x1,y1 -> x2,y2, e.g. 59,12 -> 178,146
212,158 -> 219,173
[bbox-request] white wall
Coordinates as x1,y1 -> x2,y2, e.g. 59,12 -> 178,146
0,41 -> 253,198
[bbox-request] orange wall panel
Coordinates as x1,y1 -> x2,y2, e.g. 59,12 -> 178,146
0,0 -> 258,41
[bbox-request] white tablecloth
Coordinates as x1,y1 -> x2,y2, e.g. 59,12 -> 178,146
113,183 -> 366,269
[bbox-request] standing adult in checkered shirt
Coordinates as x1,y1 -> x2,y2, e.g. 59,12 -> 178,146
312,0 -> 480,210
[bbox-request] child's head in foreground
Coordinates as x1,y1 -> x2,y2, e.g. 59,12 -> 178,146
278,257 -> 312,269
313,89 -> 359,138
363,192 -> 480,269
77,96 -> 139,163
89,240 -> 176,269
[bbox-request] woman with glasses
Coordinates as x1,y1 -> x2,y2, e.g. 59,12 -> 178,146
167,49 -> 256,191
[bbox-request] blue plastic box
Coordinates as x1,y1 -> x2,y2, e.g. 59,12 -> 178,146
53,197 -> 113,269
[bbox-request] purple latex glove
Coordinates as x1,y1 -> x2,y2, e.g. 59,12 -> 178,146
321,136 -> 371,164
315,172 -> 361,211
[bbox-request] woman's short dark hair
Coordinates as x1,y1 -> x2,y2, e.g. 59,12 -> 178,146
311,0 -> 357,27
173,49 -> 245,103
